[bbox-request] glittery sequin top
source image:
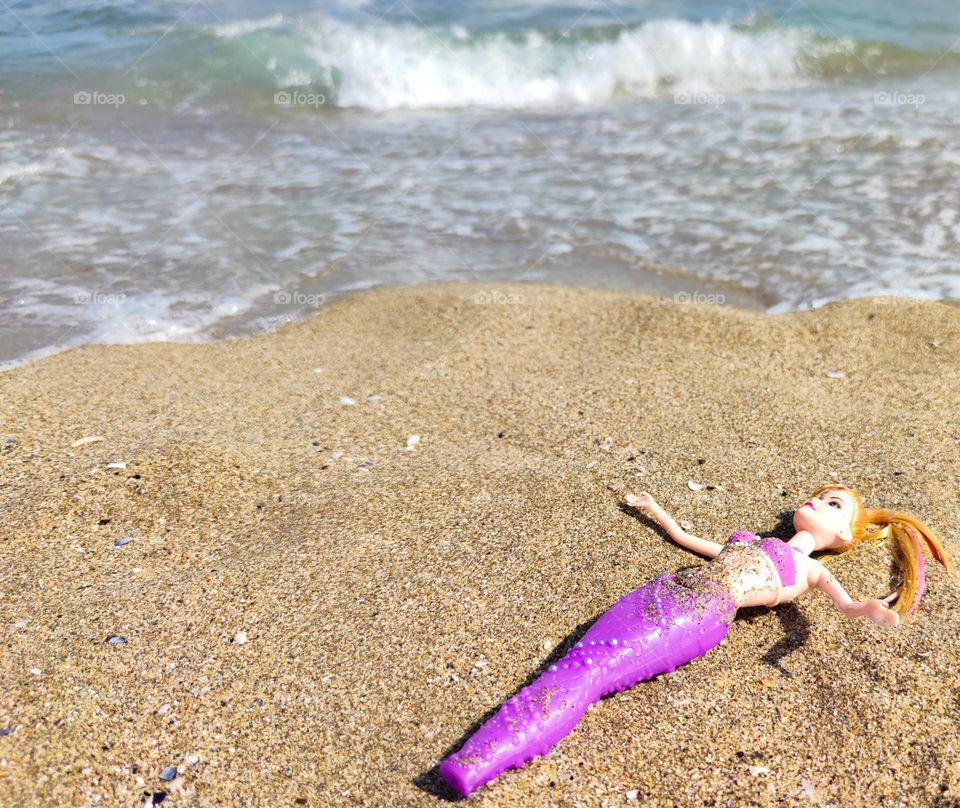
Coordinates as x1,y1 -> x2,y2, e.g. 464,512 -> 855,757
674,530 -> 808,607
725,530 -> 800,586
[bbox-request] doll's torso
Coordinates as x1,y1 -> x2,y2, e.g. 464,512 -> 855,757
674,531 -> 813,609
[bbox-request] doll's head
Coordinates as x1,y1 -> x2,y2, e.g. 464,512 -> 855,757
802,484 -> 953,619
792,488 -> 857,548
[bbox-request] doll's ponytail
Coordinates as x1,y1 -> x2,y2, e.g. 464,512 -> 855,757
860,507 -> 952,619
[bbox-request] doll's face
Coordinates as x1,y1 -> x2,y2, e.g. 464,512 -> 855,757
792,489 -> 856,549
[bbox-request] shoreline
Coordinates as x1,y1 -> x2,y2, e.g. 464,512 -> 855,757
7,274 -> 960,375
0,274 -> 769,375
1,281 -> 958,806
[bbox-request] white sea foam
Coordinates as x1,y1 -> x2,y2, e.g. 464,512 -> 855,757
301,18 -> 811,110
0,278 -> 278,371
0,162 -> 50,185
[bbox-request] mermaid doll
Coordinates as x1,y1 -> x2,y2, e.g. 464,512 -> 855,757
438,484 -> 952,798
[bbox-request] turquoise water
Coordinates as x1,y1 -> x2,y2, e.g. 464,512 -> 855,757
2,1 -> 960,366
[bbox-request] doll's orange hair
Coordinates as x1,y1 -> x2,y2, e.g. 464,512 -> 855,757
811,484 -> 952,619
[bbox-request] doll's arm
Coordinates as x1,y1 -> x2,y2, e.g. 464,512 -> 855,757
626,492 -> 724,559
807,559 -> 900,627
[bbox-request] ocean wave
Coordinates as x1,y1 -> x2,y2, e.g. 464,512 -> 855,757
103,13 -> 952,112
5,9 -> 951,113
298,18 -> 812,110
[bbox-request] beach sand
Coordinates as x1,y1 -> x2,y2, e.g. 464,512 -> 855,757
1,282 -> 958,807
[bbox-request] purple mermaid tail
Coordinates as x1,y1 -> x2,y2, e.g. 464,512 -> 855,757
438,572 -> 737,797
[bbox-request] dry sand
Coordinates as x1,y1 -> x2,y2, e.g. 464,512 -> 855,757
1,282 -> 958,807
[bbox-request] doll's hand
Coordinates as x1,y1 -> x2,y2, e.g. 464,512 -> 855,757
626,492 -> 656,512
860,598 -> 901,628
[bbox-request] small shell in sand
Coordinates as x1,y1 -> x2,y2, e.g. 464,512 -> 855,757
71,435 -> 104,448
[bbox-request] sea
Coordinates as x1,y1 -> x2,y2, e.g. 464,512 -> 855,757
2,0 -> 959,367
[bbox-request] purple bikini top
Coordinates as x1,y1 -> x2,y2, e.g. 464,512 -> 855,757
725,530 -> 806,587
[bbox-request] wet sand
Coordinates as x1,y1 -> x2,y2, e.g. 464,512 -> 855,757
1,282 -> 958,807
